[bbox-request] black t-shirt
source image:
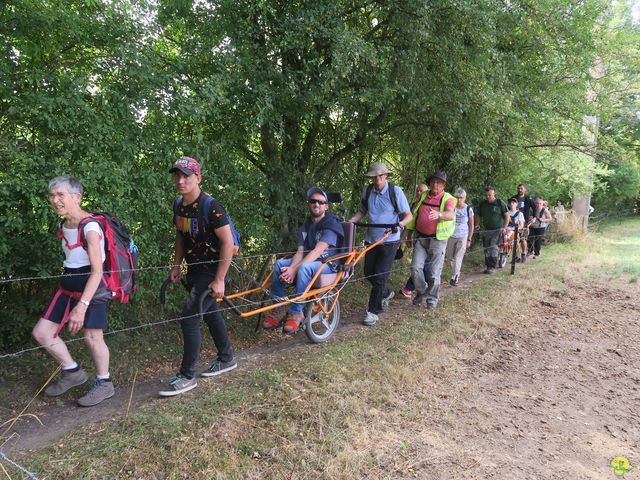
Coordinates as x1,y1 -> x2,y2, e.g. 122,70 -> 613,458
514,194 -> 534,223
174,194 -> 230,275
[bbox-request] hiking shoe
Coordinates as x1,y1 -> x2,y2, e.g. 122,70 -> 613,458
426,303 -> 437,310
201,358 -> 238,378
159,374 -> 197,397
400,287 -> 413,298
381,290 -> 395,310
44,368 -> 88,397
363,311 -> 378,326
449,277 -> 459,287
77,378 -> 115,407
283,312 -> 304,333
412,293 -> 425,305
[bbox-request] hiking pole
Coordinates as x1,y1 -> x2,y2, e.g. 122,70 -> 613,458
510,228 -> 519,275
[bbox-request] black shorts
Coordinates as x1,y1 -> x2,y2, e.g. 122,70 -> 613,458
42,266 -> 109,330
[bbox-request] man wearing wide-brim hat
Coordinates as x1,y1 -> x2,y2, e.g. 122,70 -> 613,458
405,170 -> 456,310
349,162 -> 413,326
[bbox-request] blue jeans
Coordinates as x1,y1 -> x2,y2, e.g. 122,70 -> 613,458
272,258 -> 333,314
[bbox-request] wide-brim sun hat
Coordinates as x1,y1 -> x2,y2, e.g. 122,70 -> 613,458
365,162 -> 393,177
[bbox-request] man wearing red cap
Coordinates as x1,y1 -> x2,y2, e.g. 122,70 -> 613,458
159,156 -> 237,397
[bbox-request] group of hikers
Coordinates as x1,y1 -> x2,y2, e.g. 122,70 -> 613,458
33,157 -> 556,405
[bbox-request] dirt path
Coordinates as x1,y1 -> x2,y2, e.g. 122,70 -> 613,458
385,279 -> 640,479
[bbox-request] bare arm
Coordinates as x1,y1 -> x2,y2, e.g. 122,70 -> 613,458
208,224 -> 234,298
170,232 -> 184,283
349,210 -> 365,223
280,242 -> 330,284
502,212 -> 510,231
399,210 -> 413,228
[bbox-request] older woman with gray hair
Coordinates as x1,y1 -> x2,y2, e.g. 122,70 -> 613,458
32,176 -> 115,407
445,188 -> 474,286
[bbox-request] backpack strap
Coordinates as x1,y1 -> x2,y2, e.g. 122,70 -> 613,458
197,192 -> 214,245
360,184 -> 374,213
173,196 -> 183,220
388,182 -> 399,215
57,220 -> 83,251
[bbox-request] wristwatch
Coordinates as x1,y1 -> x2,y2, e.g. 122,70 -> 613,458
79,299 -> 90,307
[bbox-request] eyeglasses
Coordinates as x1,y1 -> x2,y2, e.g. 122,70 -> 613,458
308,199 -> 327,205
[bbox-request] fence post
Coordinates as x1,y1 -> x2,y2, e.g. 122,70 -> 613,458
510,228 -> 519,275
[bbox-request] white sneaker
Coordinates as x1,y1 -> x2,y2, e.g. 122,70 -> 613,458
363,311 -> 378,326
381,290 -> 395,310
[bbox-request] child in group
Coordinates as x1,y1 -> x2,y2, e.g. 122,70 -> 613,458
507,197 -> 525,258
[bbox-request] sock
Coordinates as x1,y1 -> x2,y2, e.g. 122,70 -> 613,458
62,362 -> 79,371
96,373 -> 111,381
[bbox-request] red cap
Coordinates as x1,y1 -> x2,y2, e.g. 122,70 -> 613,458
170,156 -> 201,176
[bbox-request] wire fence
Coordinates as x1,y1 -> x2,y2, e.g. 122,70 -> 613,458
0,209 -> 635,361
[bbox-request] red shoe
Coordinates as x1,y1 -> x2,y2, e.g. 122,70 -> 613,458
283,313 -> 304,333
400,287 -> 413,298
262,315 -> 282,329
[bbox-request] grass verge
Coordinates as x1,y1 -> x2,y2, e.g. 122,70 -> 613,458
4,217 -> 640,479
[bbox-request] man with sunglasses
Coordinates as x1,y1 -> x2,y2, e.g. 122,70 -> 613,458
263,188 -> 344,333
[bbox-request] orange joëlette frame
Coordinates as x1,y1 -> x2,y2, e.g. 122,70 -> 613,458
214,229 -> 393,318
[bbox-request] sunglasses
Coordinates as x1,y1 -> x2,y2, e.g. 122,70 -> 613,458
308,199 -> 327,205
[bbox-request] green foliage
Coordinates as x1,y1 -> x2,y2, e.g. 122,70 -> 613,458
1,0 -> 637,351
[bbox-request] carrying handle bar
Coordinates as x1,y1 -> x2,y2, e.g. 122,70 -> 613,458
159,277 -> 187,305
197,289 -> 243,317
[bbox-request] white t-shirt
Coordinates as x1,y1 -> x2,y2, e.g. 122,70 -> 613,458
62,222 -> 106,268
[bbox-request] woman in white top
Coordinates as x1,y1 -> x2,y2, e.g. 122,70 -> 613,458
32,176 -> 115,407
445,188 -> 474,286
